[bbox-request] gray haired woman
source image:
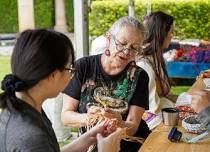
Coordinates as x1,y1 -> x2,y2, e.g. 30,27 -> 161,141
62,16 -> 151,152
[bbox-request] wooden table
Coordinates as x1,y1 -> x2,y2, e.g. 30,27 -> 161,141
138,123 -> 210,152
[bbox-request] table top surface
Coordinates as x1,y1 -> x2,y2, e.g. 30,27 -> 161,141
138,123 -> 210,152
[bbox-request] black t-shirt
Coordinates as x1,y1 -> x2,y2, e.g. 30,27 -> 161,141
0,99 -> 60,152
64,54 -> 149,110
64,54 -> 151,152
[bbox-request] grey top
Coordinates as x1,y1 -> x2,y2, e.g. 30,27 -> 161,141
198,106 -> 210,131
0,100 -> 60,152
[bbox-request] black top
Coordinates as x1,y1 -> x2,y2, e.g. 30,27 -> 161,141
0,99 -> 60,152
64,55 -> 151,152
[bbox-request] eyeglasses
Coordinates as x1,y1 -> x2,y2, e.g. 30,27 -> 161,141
64,64 -> 77,79
112,36 -> 142,55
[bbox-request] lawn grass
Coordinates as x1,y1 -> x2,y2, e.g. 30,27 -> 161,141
59,128 -> 78,148
59,140 -> 71,148
171,86 -> 190,95
0,56 -> 11,92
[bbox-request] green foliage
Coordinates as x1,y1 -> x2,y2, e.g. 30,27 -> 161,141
0,0 -> 54,32
0,0 -> 18,33
34,0 -> 54,29
65,0 -> 74,32
89,0 -> 128,36
0,0 -> 74,33
89,0 -> 210,40
171,86 -> 190,95
0,0 -> 209,39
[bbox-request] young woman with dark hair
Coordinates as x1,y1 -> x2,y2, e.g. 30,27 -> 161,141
137,11 -> 177,114
0,29 -> 123,152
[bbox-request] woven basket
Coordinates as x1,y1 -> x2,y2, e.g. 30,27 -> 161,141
182,115 -> 207,134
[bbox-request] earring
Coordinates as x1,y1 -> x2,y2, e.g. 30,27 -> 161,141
105,49 -> 110,56
130,61 -> 136,67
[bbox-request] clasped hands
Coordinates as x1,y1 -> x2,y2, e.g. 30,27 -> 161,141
86,106 -> 126,152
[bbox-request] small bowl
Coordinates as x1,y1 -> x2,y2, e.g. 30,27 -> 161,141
182,115 -> 207,134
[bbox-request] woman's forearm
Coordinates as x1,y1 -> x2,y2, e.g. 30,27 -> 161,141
123,106 -> 144,136
61,111 -> 88,128
61,131 -> 96,152
123,120 -> 139,136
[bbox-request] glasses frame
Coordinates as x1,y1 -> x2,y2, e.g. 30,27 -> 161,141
64,64 -> 76,78
112,35 -> 142,55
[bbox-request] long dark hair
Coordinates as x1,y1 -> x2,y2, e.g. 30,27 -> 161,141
143,11 -> 174,96
0,29 -> 74,111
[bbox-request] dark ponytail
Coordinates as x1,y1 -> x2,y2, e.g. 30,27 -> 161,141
0,74 -> 31,111
0,29 -> 75,111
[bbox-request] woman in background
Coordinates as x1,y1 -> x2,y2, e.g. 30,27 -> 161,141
137,11 -> 177,114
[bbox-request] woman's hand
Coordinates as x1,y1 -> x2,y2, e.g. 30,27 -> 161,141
199,71 -> 210,78
102,109 -> 122,119
86,119 -> 119,142
61,120 -> 117,152
97,128 -> 126,152
87,105 -> 103,114
87,120 -> 108,138
101,108 -> 124,126
191,90 -> 210,113
87,106 -> 124,127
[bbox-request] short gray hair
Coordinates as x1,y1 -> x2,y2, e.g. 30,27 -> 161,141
108,16 -> 145,39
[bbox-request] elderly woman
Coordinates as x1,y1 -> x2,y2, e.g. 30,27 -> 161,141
62,16 -> 151,152
137,11 -> 177,115
0,29 -> 123,152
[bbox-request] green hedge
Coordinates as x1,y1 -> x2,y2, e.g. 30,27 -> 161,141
0,0 -> 18,33
0,0 -> 74,33
89,0 -> 210,40
34,0 -> 54,29
89,1 -> 128,36
0,0 -> 209,40
65,0 -> 74,32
